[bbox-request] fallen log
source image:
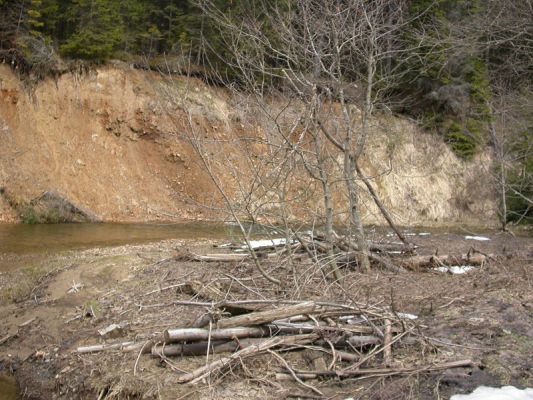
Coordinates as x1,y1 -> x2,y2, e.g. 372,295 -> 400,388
76,340 -> 153,354
176,333 -> 319,384
336,251 -> 406,273
164,323 -> 384,350
216,301 -> 317,329
347,335 -> 382,347
76,341 -> 135,354
153,338 -> 267,357
369,242 -> 417,254
333,237 -> 415,255
187,253 -> 250,262
154,338 -> 366,360
164,327 -> 270,343
401,253 -> 490,269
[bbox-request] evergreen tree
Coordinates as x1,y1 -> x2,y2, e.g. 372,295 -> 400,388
60,0 -> 124,61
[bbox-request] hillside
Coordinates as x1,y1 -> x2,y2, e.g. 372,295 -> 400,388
0,64 -> 498,226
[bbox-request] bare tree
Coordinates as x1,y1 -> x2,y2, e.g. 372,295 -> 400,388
198,0 -> 416,271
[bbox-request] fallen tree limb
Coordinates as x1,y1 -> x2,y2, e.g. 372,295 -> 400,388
401,254 -> 490,269
76,341 -> 136,354
166,321 -> 381,343
276,359 -> 474,380
185,253 -> 250,262
176,333 -> 319,384
383,319 -> 393,366
154,339 -> 364,362
74,341 -> 153,354
153,338 -> 269,357
216,301 -> 317,329
164,327 -> 270,343
347,335 -> 382,347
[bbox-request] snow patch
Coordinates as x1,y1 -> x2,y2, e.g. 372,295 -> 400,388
244,238 -> 289,249
434,266 -> 477,275
397,313 -> 418,320
450,386 -> 533,400
465,235 -> 490,241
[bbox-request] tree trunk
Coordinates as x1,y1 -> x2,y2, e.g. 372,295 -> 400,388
354,162 -> 408,244
344,156 -> 371,272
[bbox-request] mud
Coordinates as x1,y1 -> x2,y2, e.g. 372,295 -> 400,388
0,231 -> 531,399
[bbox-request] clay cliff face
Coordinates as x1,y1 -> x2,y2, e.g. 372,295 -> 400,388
0,64 -> 497,226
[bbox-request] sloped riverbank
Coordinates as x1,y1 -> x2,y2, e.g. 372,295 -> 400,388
0,230 -> 531,399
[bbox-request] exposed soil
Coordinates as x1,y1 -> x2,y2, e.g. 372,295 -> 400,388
0,64 -> 498,226
0,230 -> 531,399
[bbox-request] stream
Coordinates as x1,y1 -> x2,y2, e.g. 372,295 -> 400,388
0,222 -> 239,272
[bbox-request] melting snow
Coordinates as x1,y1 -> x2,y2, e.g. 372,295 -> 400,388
397,313 -> 418,320
434,266 -> 477,275
465,235 -> 490,241
245,238 -> 289,249
450,386 -> 533,400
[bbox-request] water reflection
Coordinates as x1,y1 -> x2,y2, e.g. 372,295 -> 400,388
0,223 -> 236,256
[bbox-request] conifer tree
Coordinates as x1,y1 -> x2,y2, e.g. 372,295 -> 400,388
60,0 -> 124,61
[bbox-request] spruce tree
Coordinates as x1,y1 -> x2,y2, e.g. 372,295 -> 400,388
60,0 -> 124,61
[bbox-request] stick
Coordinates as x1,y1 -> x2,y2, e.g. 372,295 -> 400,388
383,319 -> 393,366
76,341 -> 136,354
76,341 -> 154,354
269,350 -> 324,396
19,317 -> 37,328
276,359 -> 474,380
216,301 -> 317,329
0,333 -> 17,346
188,253 -> 250,262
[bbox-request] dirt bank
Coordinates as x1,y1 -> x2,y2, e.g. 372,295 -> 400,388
0,232 -> 531,399
0,64 -> 497,225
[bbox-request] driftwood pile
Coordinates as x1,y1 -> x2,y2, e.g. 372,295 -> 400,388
182,232 -> 491,273
73,233 -> 485,390
77,299 -> 472,388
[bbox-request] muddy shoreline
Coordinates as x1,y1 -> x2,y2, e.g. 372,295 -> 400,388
0,232 -> 531,399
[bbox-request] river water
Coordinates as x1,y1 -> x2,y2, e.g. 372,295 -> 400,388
0,222 -> 240,272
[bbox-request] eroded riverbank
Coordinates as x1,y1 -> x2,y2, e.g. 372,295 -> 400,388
0,231 -> 531,399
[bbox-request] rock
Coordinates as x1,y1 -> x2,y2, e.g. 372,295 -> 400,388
98,324 -> 127,339
29,190 -> 102,223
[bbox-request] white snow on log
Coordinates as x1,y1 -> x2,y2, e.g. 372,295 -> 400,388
418,232 -> 431,236
397,313 -> 418,320
465,235 -> 490,241
450,386 -> 533,400
434,266 -> 477,275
